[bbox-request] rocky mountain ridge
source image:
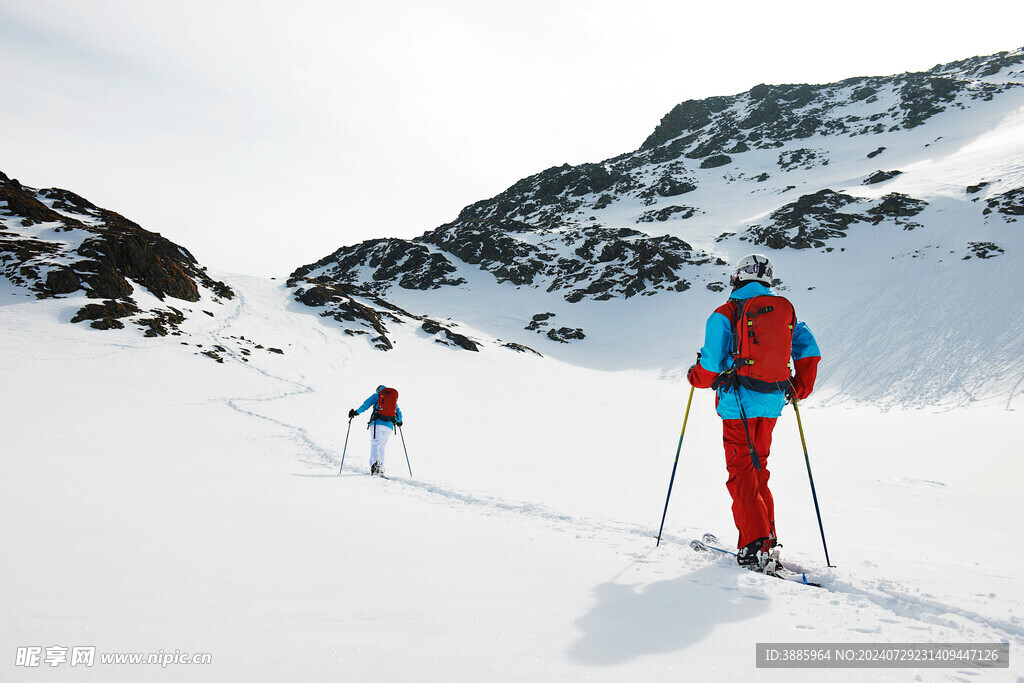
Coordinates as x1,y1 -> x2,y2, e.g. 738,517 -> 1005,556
289,47 -> 1024,351
1,171 -> 233,335
4,48 -> 1023,365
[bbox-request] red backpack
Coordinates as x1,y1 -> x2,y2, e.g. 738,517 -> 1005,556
725,295 -> 795,393
374,388 -> 399,420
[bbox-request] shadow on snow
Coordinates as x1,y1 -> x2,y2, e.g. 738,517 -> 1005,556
568,565 -> 770,666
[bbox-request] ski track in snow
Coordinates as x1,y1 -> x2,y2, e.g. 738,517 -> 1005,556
207,289 -> 698,555
831,577 -> 1024,642
203,286 -> 342,468
197,295 -> 1024,652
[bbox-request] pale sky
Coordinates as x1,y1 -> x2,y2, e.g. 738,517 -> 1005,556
3,0 -> 1022,276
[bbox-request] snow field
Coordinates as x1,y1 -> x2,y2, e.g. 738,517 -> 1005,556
3,274 -> 1022,681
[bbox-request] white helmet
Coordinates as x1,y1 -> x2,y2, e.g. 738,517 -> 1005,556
730,254 -> 774,288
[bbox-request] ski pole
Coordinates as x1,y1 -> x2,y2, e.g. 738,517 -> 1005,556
339,416 -> 353,474
398,424 -> 413,477
792,397 -> 834,567
656,385 -> 695,547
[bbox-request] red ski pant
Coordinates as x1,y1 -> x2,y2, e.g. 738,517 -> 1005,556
723,417 -> 778,549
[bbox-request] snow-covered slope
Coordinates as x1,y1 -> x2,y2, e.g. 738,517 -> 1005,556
2,273 -> 1021,682
3,47 -> 1024,682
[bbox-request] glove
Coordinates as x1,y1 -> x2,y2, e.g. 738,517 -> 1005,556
687,362 -> 719,389
791,356 -> 820,401
396,420 -> 403,427
348,408 -> 357,419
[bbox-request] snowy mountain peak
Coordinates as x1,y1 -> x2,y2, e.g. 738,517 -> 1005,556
642,47 -> 1024,156
288,47 -> 1024,402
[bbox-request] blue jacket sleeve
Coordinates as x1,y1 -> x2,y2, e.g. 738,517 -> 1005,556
791,319 -> 820,360
356,393 -> 378,415
698,312 -> 734,373
396,406 -> 403,423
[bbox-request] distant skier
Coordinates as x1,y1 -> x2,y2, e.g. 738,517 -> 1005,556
687,254 -> 820,570
348,385 -> 403,477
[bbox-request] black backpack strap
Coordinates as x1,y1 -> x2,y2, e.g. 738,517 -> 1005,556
711,369 -> 738,392
733,389 -> 761,471
737,376 -> 791,393
728,298 -> 743,358
724,297 -> 762,470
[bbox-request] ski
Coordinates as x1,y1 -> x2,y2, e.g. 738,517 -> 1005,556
691,532 -> 822,588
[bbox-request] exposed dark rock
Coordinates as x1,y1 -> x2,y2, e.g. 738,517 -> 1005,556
637,206 -> 699,223
984,187 -> 1024,217
700,154 -> 732,169
742,189 -> 867,249
966,181 -> 989,194
635,50 -> 1022,170
867,193 -> 928,225
70,299 -> 141,330
526,312 -> 556,332
421,223 -> 544,286
898,74 -> 960,129
641,98 -> 726,150
867,146 -> 886,159
502,342 -> 543,356
0,177 -> 75,227
291,279 -> 396,350
76,226 -> 202,302
864,170 -> 903,185
38,188 -> 98,215
201,348 -> 226,363
964,50 -> 1024,77
547,327 -> 586,343
964,241 -> 1004,259
295,284 -> 335,308
421,319 -> 479,351
449,163 -> 632,229
687,132 -> 741,160
654,176 -> 697,197
742,190 -> 933,248
778,148 -> 828,171
136,307 -> 187,337
44,267 -> 81,295
292,221 -> 713,304
1,171 -> 233,335
853,86 -> 878,102
289,238 -> 465,296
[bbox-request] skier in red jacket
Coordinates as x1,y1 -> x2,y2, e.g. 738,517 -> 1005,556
687,255 -> 820,570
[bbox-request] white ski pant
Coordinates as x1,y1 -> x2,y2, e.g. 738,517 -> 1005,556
369,424 -> 392,471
